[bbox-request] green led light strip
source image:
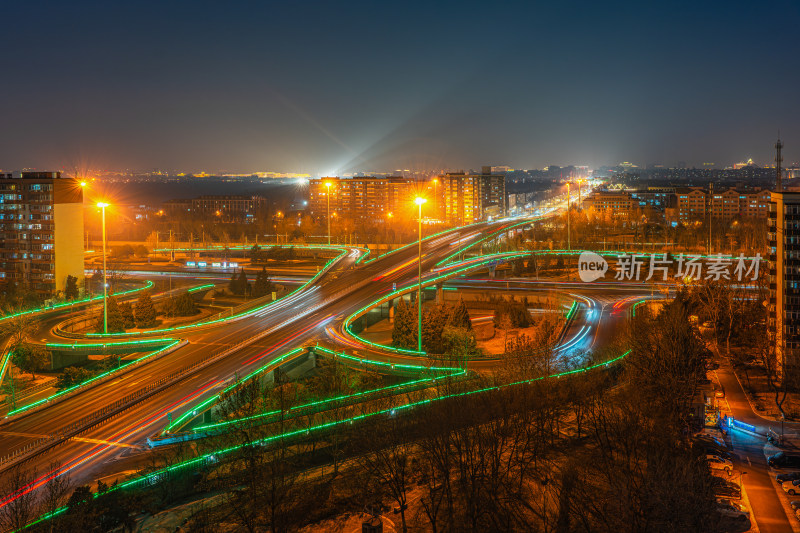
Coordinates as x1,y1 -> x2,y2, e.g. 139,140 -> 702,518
363,219 -> 490,265
187,284 -> 215,293
343,250 -> 532,356
17,345 -> 631,532
435,217 -> 542,267
80,245 -> 351,338
6,340 -> 181,416
163,346 -> 306,433
0,280 -> 154,325
165,343 -> 464,434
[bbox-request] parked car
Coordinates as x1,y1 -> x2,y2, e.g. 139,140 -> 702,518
694,434 -> 727,450
715,498 -> 749,521
782,479 -> 800,495
694,435 -> 730,458
707,455 -> 734,476
790,500 -> 800,511
711,478 -> 741,498
768,452 -> 800,469
776,471 -> 800,484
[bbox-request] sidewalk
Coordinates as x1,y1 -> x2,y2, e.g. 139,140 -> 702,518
714,354 -> 798,533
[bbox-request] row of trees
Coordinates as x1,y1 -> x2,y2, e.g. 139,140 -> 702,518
8,297 -> 729,532
391,299 -> 476,356
93,290 -> 195,333
228,268 -> 275,298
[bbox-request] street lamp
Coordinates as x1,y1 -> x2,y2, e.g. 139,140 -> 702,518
325,181 -> 332,245
566,182 -> 571,251
97,202 -> 109,334
415,197 -> 427,352
432,178 -> 438,217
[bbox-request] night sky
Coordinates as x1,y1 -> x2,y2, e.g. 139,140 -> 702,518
2,1 -> 799,174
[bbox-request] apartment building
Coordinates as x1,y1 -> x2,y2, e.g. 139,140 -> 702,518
0,171 -> 84,295
768,191 -> 800,373
307,176 -> 418,221
440,167 -> 506,224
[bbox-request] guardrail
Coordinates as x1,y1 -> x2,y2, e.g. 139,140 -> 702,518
0,257 -> 362,470
0,340 -> 187,424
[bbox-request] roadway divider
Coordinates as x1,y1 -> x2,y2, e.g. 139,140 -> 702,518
71,244 -> 351,340
0,340 -> 187,422
0,271 -> 379,470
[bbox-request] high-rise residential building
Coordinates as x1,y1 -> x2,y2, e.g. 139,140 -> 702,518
768,190 -> 800,374
440,167 -> 506,224
307,176 -> 418,221
0,171 -> 84,296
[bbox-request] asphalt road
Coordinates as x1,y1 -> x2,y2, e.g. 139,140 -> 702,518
0,221 -> 504,499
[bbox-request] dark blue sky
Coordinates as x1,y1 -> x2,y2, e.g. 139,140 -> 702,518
2,1 -> 799,174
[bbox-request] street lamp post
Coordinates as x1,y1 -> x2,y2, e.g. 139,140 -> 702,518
325,181 -> 332,245
566,182 -> 571,251
415,197 -> 427,353
97,202 -> 109,334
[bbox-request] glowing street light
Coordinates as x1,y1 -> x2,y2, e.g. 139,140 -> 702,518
97,202 -> 110,334
415,196 -> 427,352
325,181 -> 332,245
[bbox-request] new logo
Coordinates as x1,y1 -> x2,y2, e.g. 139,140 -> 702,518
578,251 -> 608,282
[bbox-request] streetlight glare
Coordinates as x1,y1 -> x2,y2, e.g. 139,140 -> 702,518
96,201 -> 109,208
414,197 -> 427,206
80,181 -> 87,187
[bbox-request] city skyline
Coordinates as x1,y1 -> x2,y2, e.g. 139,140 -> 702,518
2,1 -> 799,174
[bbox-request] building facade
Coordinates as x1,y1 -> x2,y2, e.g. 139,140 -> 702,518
307,176 -> 418,221
440,167 -> 506,224
768,191 -> 800,374
163,195 -> 266,222
0,171 -> 84,296
671,187 -> 771,223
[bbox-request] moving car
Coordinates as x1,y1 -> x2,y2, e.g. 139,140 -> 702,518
707,455 -> 734,476
768,452 -> 800,469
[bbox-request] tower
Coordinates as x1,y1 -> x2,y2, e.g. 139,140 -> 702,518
776,137 -> 784,192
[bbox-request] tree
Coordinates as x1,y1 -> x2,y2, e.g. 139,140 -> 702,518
237,269 -> 250,296
446,298 -> 471,330
442,326 -> 479,361
253,267 -> 275,298
229,271 -> 239,294
65,274 -> 80,300
56,367 -> 94,390
95,296 -> 125,333
230,269 -> 249,296
392,298 -> 416,349
119,301 -> 135,328
11,343 -> 50,379
0,467 -> 37,532
172,292 -> 199,316
135,291 -> 157,328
